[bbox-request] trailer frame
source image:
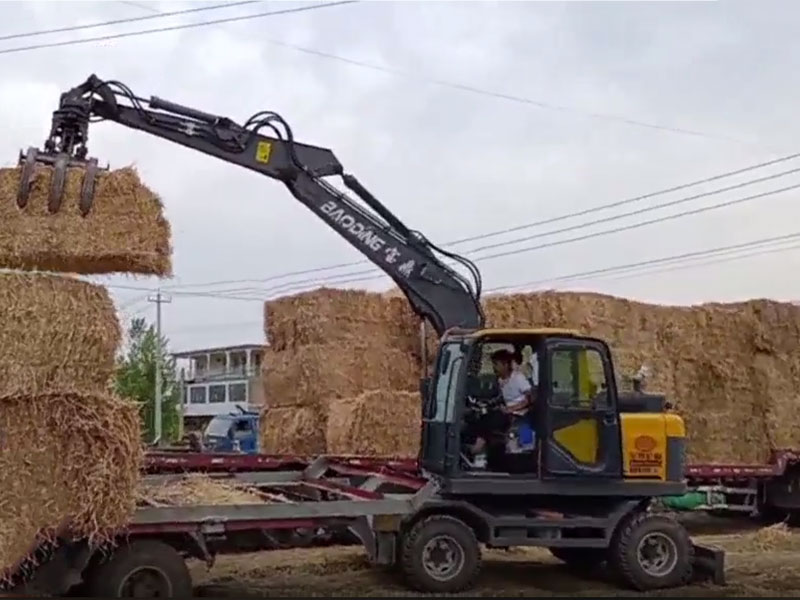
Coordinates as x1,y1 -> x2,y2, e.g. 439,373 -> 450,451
7,453 -> 727,597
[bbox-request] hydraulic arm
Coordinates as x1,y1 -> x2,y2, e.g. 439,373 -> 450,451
17,75 -> 484,335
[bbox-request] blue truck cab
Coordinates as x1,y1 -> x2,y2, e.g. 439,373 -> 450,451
202,407 -> 260,454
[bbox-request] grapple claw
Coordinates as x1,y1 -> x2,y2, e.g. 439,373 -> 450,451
16,147 -> 39,209
15,147 -> 107,216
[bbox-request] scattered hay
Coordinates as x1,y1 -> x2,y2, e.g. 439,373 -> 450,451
262,342 -> 419,408
327,390 -> 421,456
261,406 -> 327,455
0,165 -> 171,276
139,475 -> 267,506
0,272 -> 120,398
0,393 -> 142,578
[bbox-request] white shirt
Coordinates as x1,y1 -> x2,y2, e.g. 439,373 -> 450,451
500,370 -> 532,412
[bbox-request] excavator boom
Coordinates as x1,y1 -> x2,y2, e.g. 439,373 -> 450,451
17,75 -> 485,336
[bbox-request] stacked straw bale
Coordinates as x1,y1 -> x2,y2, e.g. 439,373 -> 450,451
261,287 -> 800,464
0,272 -> 120,397
0,393 -> 142,580
261,288 -> 423,456
0,163 -> 162,578
0,164 -> 171,276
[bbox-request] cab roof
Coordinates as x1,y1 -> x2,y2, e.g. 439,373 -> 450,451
442,327 -> 582,340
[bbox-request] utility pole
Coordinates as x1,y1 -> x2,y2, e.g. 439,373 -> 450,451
148,288 -> 172,446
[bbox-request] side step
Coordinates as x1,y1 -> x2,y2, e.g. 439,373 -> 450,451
691,543 -> 726,585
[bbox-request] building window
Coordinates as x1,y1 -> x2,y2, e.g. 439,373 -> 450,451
209,384 -> 227,404
229,382 -> 247,405
189,386 -> 207,404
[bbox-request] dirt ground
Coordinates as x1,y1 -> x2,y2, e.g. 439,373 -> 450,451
190,518 -> 800,597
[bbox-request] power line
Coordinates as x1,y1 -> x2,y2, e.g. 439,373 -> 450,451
196,174 -> 800,299
0,1 -> 359,55
4,2 -> 745,145
162,152 -> 800,291
0,0 -> 260,42
486,231 -> 800,293
474,180 -> 800,263
259,38 -> 750,145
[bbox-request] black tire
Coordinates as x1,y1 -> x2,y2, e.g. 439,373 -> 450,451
609,511 -> 693,591
549,547 -> 608,570
85,540 -> 192,598
400,515 -> 481,593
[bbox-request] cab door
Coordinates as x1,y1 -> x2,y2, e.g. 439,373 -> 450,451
420,341 -> 466,476
541,338 -> 622,478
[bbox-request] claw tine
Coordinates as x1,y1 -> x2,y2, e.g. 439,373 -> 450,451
47,155 -> 68,214
16,147 -> 38,210
79,158 -> 99,217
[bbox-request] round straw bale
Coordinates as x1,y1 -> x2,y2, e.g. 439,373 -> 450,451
0,393 -> 142,580
0,164 -> 171,276
0,272 -> 120,398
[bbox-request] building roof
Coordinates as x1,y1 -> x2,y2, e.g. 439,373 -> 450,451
172,343 -> 264,358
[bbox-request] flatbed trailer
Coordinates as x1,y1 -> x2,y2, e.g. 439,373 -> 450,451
8,452 -> 726,597
660,450 -> 800,521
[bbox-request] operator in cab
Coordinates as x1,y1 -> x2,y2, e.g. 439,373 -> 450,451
491,349 -> 533,417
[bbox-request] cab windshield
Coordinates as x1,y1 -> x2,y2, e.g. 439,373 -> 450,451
204,416 -> 231,438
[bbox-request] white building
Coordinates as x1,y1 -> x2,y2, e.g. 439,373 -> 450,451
173,343 -> 265,427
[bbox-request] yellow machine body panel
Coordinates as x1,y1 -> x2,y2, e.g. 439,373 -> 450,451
620,412 -> 686,480
552,419 -> 599,464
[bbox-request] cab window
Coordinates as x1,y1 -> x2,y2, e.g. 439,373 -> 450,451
433,343 -> 464,423
549,347 -> 609,409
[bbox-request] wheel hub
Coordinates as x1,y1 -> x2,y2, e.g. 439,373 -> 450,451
422,535 -> 465,582
636,532 -> 678,577
118,566 -> 172,597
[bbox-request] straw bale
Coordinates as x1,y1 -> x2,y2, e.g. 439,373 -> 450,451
264,288 -> 416,353
0,393 -> 142,578
326,390 -> 421,457
260,406 -> 327,455
0,164 -> 171,276
262,287 -> 800,463
139,474 -> 267,506
262,342 -> 419,408
0,272 -> 120,398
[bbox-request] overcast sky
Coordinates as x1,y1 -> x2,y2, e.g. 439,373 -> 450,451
2,0 -> 799,351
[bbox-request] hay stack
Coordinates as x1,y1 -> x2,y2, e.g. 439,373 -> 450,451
0,393 -> 142,578
263,342 -> 419,408
261,406 -> 327,455
261,287 -> 800,464
327,390 -> 421,456
264,288 -> 418,354
0,272 -> 120,398
0,165 -> 171,276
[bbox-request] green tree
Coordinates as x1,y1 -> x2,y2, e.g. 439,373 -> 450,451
115,316 -> 181,444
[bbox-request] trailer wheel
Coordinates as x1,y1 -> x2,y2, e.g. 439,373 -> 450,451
610,512 -> 693,591
549,547 -> 607,570
400,515 -> 481,593
85,540 -> 192,598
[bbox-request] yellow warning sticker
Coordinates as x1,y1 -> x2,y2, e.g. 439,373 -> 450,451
255,141 -> 272,164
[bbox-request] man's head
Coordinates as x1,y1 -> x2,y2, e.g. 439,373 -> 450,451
491,349 -> 514,379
